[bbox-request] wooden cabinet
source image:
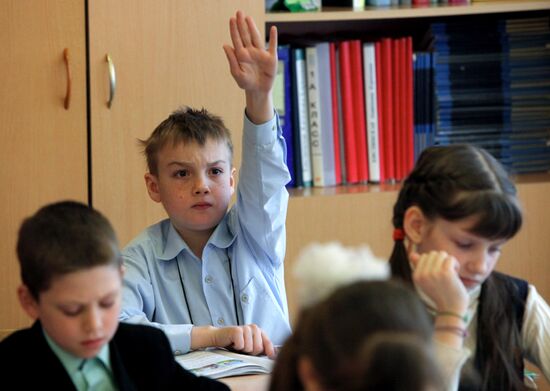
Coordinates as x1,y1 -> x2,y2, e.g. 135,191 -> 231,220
0,0 -> 88,337
0,0 -> 263,338
89,0 -> 264,247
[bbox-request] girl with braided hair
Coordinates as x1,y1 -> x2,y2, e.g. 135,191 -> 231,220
390,144 -> 550,390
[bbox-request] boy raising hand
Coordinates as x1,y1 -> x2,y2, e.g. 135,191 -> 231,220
120,11 -> 291,357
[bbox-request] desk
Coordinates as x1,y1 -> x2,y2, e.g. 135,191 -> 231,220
219,374 -> 270,391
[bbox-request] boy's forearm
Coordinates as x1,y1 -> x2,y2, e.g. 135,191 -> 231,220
245,90 -> 273,124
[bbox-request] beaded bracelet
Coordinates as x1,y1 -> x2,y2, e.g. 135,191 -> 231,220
436,310 -> 468,323
434,325 -> 468,338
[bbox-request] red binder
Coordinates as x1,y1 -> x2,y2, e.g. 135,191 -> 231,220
329,42 -> 342,185
338,40 -> 359,184
350,40 -> 369,183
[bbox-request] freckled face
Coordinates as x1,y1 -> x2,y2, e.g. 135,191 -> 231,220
146,139 -> 235,240
32,266 -> 122,358
418,216 -> 507,290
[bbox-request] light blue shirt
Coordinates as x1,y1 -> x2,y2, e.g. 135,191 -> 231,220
44,330 -> 117,391
120,112 -> 291,354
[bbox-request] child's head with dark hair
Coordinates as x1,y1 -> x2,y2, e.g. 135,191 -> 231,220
16,201 -> 122,359
390,144 -> 522,285
353,332 -> 444,391
17,201 -> 120,300
270,280 -> 440,391
394,144 -> 521,241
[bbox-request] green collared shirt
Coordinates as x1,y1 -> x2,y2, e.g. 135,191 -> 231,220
43,330 -> 118,391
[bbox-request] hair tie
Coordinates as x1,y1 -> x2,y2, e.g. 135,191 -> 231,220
393,228 -> 405,241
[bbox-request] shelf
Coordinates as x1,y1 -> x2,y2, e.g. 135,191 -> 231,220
266,1 -> 550,23
288,172 -> 550,198
288,182 -> 401,198
512,172 -> 550,185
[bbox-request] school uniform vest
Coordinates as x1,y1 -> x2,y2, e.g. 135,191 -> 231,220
459,272 -> 528,391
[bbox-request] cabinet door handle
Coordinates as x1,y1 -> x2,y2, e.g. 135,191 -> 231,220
106,54 -> 116,108
63,48 -> 71,110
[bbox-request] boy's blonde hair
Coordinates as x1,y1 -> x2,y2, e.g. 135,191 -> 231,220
16,201 -> 120,300
141,106 -> 234,175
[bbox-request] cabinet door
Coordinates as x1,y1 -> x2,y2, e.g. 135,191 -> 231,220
89,0 -> 264,246
0,0 -> 87,335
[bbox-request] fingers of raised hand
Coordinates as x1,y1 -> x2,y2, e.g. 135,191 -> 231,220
237,11 -> 252,48
229,14 -> 243,50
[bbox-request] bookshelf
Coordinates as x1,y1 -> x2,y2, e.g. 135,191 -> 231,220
269,4 -> 550,388
267,1 -> 550,22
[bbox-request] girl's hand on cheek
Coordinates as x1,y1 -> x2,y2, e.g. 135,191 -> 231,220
410,251 -> 468,315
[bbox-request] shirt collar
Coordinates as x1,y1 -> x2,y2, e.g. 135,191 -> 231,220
43,328 -> 112,374
158,215 -> 236,261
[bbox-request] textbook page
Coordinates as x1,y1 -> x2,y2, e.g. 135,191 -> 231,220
175,349 -> 274,379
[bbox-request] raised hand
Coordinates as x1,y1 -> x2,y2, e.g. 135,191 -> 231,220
223,10 -> 277,124
224,10 -> 277,94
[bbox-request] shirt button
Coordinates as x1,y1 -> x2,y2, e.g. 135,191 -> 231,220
241,294 -> 249,303
217,317 -> 225,325
205,275 -> 213,284
174,350 -> 181,355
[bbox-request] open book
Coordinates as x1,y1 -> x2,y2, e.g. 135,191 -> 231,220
175,348 -> 274,379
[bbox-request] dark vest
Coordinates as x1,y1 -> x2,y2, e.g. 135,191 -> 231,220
459,272 -> 528,391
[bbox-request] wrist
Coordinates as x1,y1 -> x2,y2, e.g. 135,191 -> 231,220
190,325 -> 217,350
245,92 -> 273,124
436,310 -> 469,323
434,325 -> 468,338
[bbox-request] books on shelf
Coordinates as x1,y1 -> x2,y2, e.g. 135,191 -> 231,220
329,42 -> 343,185
363,42 -> 381,182
306,43 -> 338,187
290,47 -> 314,188
176,349 -> 273,379
279,35 -> 417,187
338,40 -> 359,184
413,51 -> 435,160
275,45 -> 296,187
350,40 -> 370,183
430,15 -> 550,174
273,13 -> 550,188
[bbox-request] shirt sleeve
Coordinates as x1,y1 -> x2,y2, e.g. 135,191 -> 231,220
521,284 -> 550,382
234,111 -> 291,268
120,245 -> 193,355
433,341 -> 472,391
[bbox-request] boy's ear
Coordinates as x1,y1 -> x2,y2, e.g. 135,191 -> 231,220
144,173 -> 161,203
297,356 -> 323,391
229,167 -> 236,195
17,285 -> 40,320
403,206 -> 428,245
